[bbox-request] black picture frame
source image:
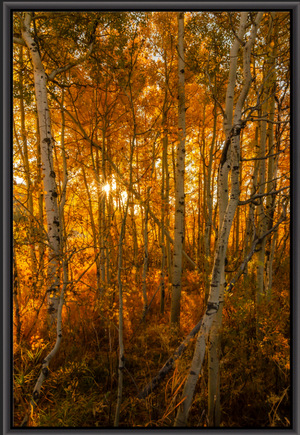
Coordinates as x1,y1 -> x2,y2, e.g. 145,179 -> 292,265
3,2 -> 299,434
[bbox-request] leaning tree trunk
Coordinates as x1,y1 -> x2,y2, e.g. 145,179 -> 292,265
175,12 -> 263,426
208,12 -> 248,427
170,12 -> 186,327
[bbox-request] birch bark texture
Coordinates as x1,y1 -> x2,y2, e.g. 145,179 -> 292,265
208,12 -> 248,426
21,13 -> 61,322
174,12 -> 263,427
170,12 -> 186,327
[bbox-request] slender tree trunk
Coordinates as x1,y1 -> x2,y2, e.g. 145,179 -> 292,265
101,127 -> 107,285
13,247 -> 22,344
164,126 -> 172,284
170,12 -> 186,327
196,171 -> 202,265
35,113 -> 45,275
81,166 -> 99,280
19,46 -> 37,277
142,190 -> 150,320
160,153 -> 166,314
264,13 -> 278,301
160,91 -> 170,313
114,196 -> 129,427
206,100 -> 217,259
208,12 -> 248,427
256,13 -> 277,305
243,127 -> 259,285
58,87 -> 68,252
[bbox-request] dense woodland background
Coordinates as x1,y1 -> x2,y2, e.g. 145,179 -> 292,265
13,11 -> 290,428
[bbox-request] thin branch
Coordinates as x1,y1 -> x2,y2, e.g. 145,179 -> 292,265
241,144 -> 289,162
238,185 -> 289,206
13,37 -> 26,46
247,117 -> 289,125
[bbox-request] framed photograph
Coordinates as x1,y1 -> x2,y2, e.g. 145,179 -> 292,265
3,1 -> 299,433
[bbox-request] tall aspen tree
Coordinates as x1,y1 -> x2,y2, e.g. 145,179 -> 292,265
160,53 -> 171,313
208,12 -> 248,426
162,56 -> 172,282
264,13 -> 278,301
18,46 -> 37,277
170,12 -> 186,327
19,13 -> 62,322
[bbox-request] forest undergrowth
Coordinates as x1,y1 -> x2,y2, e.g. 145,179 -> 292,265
13,262 -> 290,428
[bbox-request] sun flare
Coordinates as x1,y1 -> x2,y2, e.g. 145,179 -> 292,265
103,183 -> 110,194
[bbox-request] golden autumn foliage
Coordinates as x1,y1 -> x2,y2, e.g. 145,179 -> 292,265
12,11 -> 290,428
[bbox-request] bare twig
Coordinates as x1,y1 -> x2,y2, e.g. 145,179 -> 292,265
238,185 -> 289,206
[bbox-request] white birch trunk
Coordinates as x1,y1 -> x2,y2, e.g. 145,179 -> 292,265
21,13 -> 61,322
208,12 -> 248,426
19,46 -> 37,276
170,12 -> 186,327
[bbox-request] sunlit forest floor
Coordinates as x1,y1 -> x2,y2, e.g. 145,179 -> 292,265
13,260 -> 290,428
